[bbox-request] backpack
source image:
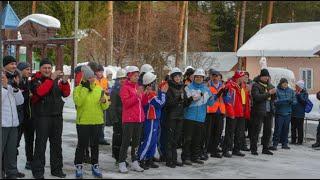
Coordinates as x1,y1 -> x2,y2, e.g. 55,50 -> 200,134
305,98 -> 313,113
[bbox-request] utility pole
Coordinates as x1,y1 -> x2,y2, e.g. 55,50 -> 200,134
182,1 -> 189,69
74,1 -> 79,82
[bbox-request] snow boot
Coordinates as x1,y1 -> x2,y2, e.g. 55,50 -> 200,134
146,159 -> 159,169
251,151 -> 259,156
232,151 -> 246,157
92,164 -> 103,178
312,142 -> 320,148
262,149 -> 273,155
139,161 -> 150,170
75,164 -> 84,179
166,161 -> 176,168
119,162 -> 129,174
132,161 -> 144,172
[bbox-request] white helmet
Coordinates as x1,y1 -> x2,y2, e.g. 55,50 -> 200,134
126,66 -> 140,74
170,67 -> 182,76
143,72 -> 157,85
116,69 -> 127,79
141,64 -> 155,73
193,68 -> 206,77
184,66 -> 195,74
105,68 -> 113,76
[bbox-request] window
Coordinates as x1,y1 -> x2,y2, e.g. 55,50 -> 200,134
300,68 -> 313,90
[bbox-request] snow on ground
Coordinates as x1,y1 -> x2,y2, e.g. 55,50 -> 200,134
16,93 -> 320,179
306,94 -> 320,120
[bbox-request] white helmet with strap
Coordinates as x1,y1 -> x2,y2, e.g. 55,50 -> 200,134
141,64 -> 155,73
193,68 -> 206,77
143,72 -> 157,85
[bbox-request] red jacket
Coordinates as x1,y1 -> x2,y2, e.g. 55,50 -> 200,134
120,80 -> 148,124
224,79 -> 250,120
31,72 -> 71,104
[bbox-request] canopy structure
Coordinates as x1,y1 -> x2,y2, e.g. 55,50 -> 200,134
237,22 -> 320,57
18,14 -> 61,29
0,3 -> 20,29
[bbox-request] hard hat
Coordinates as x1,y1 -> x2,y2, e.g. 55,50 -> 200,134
141,64 -> 155,73
116,69 -> 127,79
126,66 -> 140,74
193,68 -> 206,77
105,68 -> 113,76
143,72 -> 157,85
170,67 -> 182,76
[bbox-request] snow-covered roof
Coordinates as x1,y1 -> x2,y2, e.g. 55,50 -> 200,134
18,14 -> 61,29
0,4 -> 20,29
237,22 -> 320,57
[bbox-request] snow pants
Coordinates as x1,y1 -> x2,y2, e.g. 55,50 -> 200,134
273,114 -> 291,147
181,120 -> 203,161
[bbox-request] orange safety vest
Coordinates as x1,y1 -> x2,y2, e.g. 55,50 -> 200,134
207,85 -> 226,114
95,78 -> 108,91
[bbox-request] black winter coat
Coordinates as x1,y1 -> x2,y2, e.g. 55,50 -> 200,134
251,77 -> 276,116
110,87 -> 123,125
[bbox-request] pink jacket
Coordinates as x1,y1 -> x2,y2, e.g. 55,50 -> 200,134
120,80 -> 148,124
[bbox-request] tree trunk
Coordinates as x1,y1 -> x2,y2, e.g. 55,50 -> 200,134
267,1 -> 274,25
234,8 -> 240,52
259,2 -> 264,29
238,1 -> 246,70
32,1 -> 37,14
176,1 -> 186,67
182,1 -> 188,68
106,1 -> 113,66
133,1 -> 142,66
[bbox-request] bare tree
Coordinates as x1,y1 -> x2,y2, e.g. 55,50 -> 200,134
133,1 -> 142,65
267,1 -> 274,25
238,1 -> 246,70
176,1 -> 186,67
106,1 -> 113,66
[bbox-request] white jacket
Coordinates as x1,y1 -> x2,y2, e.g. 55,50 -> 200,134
2,85 -> 24,127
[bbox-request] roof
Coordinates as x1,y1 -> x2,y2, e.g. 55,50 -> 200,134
165,52 -> 238,72
237,22 -> 320,57
18,14 -> 60,29
0,4 -> 20,29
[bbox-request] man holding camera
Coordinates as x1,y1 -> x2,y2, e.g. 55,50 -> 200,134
30,58 -> 71,179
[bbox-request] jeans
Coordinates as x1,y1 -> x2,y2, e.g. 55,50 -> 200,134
272,114 -> 291,147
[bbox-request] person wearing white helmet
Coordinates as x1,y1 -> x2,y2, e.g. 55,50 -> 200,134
183,66 -> 195,86
110,69 -> 128,164
164,67 -> 193,168
119,65 -> 148,173
105,68 -> 115,89
139,64 -> 155,86
137,72 -> 168,169
182,68 -> 215,166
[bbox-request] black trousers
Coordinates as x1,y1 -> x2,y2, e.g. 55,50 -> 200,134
291,117 -> 304,144
112,122 -> 123,162
181,120 -> 203,161
317,121 -> 320,143
200,115 -> 212,155
223,117 -> 245,153
32,115 -> 63,177
165,118 -> 183,163
74,125 -> 100,165
119,123 -> 143,163
17,118 -> 35,162
209,113 -> 224,154
250,112 -> 272,152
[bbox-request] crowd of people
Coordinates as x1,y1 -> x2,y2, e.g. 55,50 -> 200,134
2,55 -> 320,179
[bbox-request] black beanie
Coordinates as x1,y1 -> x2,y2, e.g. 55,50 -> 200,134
260,69 -> 270,77
3,56 -> 17,67
17,62 -> 31,71
40,58 -> 53,67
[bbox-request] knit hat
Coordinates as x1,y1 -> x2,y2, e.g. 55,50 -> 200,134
260,69 -> 270,77
17,62 -> 31,71
3,56 -> 17,67
97,64 -> 104,72
81,65 -> 95,81
296,80 -> 305,89
87,61 -> 99,73
233,71 -> 246,80
40,58 -> 53,67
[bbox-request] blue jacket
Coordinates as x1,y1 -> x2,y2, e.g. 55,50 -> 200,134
184,82 -> 215,123
292,90 -> 308,118
144,91 -> 166,121
275,87 -> 297,116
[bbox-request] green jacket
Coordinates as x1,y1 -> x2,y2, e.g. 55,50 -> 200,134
73,84 -> 110,125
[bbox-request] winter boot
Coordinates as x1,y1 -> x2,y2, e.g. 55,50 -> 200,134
175,161 -> 184,167
191,159 -> 204,165
119,162 -> 129,174
262,149 -> 273,155
17,171 -> 25,178
232,151 -> 246,157
211,153 -> 222,158
269,146 -> 277,151
139,161 -> 150,170
132,161 -> 144,172
223,151 -> 233,158
146,159 -> 159,169
182,160 -> 193,166
312,142 -> 320,148
92,164 -> 103,178
166,161 -> 176,168
75,164 -> 84,179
